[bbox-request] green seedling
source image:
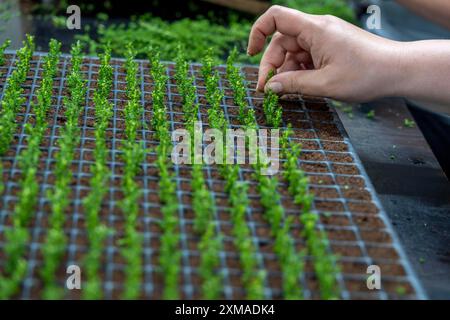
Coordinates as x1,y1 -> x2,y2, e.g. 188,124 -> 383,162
404,118 -> 415,128
262,69 -> 282,127
0,39 -> 11,68
0,35 -> 34,155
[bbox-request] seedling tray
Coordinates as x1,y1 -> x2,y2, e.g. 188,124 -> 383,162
0,49 -> 425,299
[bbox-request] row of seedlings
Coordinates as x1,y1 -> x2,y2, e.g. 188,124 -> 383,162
226,50 -> 304,299
0,38 -> 7,195
119,45 -> 145,299
231,55 -> 340,298
0,36 -> 34,197
0,39 -> 11,60
201,49 -> 266,299
0,37 -> 53,299
225,48 -> 257,129
280,127 -> 340,299
0,39 -> 11,77
41,41 -> 86,299
148,49 -> 181,299
260,68 -> 340,298
174,46 -> 223,299
81,47 -> 114,299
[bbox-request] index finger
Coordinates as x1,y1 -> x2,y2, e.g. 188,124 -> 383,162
247,5 -> 314,56
257,33 -> 305,91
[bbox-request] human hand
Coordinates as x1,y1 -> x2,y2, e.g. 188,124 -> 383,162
247,5 -> 407,102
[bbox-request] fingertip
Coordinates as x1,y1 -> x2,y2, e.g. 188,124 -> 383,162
256,78 -> 266,93
255,82 -> 263,92
265,81 -> 283,94
248,28 -> 267,57
247,42 -> 262,56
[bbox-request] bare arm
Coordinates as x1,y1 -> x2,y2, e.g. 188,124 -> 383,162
396,0 -> 450,30
247,5 -> 450,106
395,40 -> 450,105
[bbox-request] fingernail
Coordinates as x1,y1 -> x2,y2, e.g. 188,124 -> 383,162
265,82 -> 282,93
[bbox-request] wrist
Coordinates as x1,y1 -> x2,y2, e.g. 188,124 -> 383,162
378,41 -> 415,99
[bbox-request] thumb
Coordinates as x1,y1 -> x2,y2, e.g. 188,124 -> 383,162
264,69 -> 326,96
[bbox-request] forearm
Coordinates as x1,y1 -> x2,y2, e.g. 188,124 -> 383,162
389,40 -> 450,105
396,0 -> 450,30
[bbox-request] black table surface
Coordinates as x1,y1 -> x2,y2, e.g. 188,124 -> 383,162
336,98 -> 450,299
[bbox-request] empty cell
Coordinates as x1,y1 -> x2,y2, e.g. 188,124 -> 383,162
332,164 -> 360,175
366,245 -> 399,260
325,228 -> 357,241
315,200 -> 345,212
320,213 -> 351,227
330,244 -> 362,257
360,230 -> 393,244
310,186 -> 340,199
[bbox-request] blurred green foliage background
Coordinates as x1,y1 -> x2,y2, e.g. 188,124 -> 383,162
12,0 -> 357,64
76,0 -> 355,63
